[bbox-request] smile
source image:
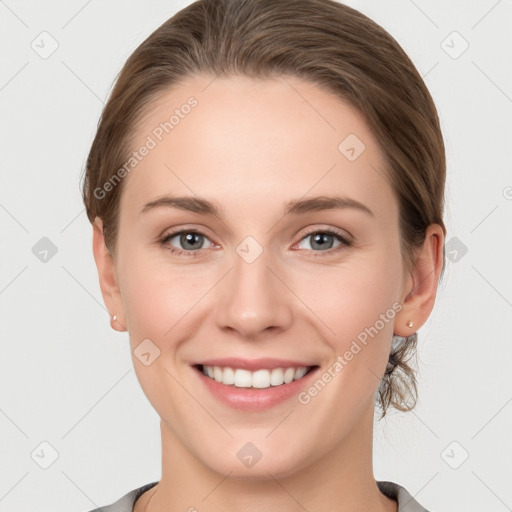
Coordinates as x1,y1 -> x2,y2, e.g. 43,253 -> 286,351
199,364 -> 314,389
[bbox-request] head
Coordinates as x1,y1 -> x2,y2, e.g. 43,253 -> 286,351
83,0 -> 446,479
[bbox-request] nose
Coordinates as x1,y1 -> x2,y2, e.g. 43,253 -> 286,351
215,250 -> 294,340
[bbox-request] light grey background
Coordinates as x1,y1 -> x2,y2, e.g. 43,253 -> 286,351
1,1 -> 511,511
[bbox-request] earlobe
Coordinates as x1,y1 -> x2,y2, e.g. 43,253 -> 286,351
92,217 -> 126,331
110,313 -> 127,332
394,224 -> 445,337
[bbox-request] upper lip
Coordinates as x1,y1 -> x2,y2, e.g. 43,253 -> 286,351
193,358 -> 317,371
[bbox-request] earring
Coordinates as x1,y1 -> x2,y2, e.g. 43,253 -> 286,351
407,321 -> 413,328
110,314 -> 126,332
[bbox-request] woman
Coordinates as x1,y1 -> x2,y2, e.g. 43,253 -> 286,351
82,0 -> 446,510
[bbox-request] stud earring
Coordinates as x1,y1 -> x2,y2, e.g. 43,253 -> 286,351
110,314 -> 126,332
407,321 -> 413,328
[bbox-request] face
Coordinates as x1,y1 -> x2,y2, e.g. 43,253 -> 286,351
100,74 -> 415,479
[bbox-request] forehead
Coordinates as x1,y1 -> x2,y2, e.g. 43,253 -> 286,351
120,74 -> 395,223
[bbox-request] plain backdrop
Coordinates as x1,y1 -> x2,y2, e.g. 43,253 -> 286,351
1,1 -> 511,511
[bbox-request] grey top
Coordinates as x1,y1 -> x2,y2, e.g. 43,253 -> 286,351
86,480 -> 430,511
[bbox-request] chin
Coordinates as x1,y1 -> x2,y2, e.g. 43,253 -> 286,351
199,440 -> 310,481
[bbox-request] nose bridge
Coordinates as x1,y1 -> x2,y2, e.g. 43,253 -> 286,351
215,244 -> 293,337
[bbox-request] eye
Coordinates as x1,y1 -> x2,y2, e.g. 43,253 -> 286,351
160,230 -> 212,256
159,227 -> 352,257
294,228 -> 352,255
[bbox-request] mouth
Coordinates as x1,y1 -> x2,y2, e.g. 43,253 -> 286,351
193,364 -> 319,389
190,357 -> 321,410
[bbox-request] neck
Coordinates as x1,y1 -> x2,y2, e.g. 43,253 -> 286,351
138,404 -> 396,512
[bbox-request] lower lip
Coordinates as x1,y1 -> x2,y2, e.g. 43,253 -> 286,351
193,366 -> 319,411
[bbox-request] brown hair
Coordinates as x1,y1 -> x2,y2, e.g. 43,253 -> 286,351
81,0 -> 447,416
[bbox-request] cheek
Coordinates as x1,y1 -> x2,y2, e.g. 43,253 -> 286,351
117,243 -> 195,333
116,250 -> 201,413
293,266 -> 401,430
294,247 -> 402,389
301,256 -> 401,341
121,269 -> 169,340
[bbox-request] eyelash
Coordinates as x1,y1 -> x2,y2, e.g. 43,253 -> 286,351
158,227 -> 352,258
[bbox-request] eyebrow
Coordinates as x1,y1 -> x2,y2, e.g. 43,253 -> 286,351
140,194 -> 374,218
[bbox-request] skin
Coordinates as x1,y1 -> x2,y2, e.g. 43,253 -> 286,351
92,74 -> 444,512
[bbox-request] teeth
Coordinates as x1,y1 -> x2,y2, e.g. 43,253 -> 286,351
201,365 -> 311,389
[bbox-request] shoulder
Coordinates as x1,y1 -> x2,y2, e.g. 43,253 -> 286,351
84,482 -> 158,512
377,481 -> 431,512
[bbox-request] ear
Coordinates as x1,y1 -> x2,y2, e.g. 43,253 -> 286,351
92,217 -> 126,332
394,223 -> 445,337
